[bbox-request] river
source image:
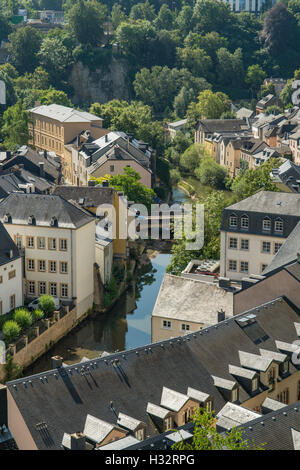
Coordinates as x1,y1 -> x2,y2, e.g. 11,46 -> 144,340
25,252 -> 172,375
24,187 -> 187,375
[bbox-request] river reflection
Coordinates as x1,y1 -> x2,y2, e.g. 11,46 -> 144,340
25,253 -> 171,375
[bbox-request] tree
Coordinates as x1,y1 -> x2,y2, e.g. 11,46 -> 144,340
7,26 -> 42,73
194,157 -> 227,189
192,0 -> 232,35
38,36 -> 74,84
0,14 -> 12,42
2,101 -> 29,150
154,4 -> 174,30
216,47 -> 244,87
111,4 -> 127,29
92,167 -> 155,209
180,143 -> 207,173
178,47 -> 212,79
39,295 -> 56,317
14,309 -> 33,330
67,0 -> 107,46
2,321 -> 21,344
231,158 -> 281,200
40,89 -> 73,107
175,5 -> 193,36
189,89 -> 231,120
246,64 -> 266,96
116,20 -> 156,66
130,1 -> 156,21
33,309 -> 44,321
172,408 -> 264,450
260,3 -> 300,59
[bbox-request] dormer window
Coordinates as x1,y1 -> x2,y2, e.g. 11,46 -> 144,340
241,215 -> 249,230
28,215 -> 36,225
231,387 -> 239,402
229,214 -> 237,228
252,377 -> 258,392
50,217 -> 58,227
262,217 -> 271,232
4,213 -> 11,223
274,218 -> 283,233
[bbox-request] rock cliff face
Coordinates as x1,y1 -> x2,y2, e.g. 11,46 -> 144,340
69,57 -> 131,105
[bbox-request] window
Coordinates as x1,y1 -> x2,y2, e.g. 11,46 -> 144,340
49,261 -> 57,273
261,264 -> 268,273
229,238 -> 237,249
15,235 -> 22,249
60,284 -> 68,298
262,218 -> 271,232
110,165 -> 115,172
240,261 -> 248,273
275,219 -> 283,233
164,416 -> 173,431
231,388 -> 239,402
262,241 -> 271,253
26,236 -> 34,248
240,239 -> 249,250
135,428 -> 145,441
37,237 -> 45,249
39,281 -> 46,295
27,259 -> 35,271
274,242 -> 282,254
38,260 -> 46,272
228,260 -> 237,272
241,215 -> 249,229
277,388 -> 289,405
252,377 -> 258,392
8,270 -> 16,279
28,281 -> 35,295
280,360 -> 289,375
60,262 -> 68,274
59,239 -> 67,251
50,282 -> 57,297
229,214 -> 237,228
182,324 -> 190,332
163,320 -> 172,329
48,238 -> 56,250
10,294 -> 15,310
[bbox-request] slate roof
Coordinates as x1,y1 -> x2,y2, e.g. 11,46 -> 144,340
0,146 -> 60,182
0,170 -> 53,197
0,221 -> 20,266
196,119 -> 248,134
53,186 -> 115,208
236,108 -> 255,120
236,401 -> 300,450
6,296 -> 300,450
271,159 -> 300,193
262,223 -> 300,276
88,145 -> 152,175
0,193 -> 94,229
30,104 -> 102,124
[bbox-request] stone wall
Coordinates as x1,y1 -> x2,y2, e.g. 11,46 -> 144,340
0,306 -> 89,383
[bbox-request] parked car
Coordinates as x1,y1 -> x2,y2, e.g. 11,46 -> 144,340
28,297 -> 60,311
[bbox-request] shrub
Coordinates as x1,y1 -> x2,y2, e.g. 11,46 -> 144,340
33,309 -> 43,321
3,320 -> 21,343
39,295 -> 55,317
14,308 -> 33,330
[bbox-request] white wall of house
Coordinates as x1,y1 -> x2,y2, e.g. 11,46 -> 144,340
3,222 -> 95,318
95,240 -> 113,285
220,231 -> 286,280
0,257 -> 23,315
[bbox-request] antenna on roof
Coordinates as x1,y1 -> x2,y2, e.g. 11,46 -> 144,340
109,401 -> 118,419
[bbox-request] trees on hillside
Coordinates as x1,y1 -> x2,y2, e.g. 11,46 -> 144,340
7,26 -> 42,73
67,0 -> 107,46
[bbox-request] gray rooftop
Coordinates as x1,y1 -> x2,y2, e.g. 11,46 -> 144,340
217,402 -> 261,431
83,415 -> 118,444
152,274 -> 233,324
30,104 -> 102,123
96,435 -> 140,450
117,412 -> 143,431
160,387 -> 189,412
0,193 -> 94,229
225,190 -> 300,216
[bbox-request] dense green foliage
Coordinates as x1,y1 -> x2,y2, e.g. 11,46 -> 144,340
172,408 -> 264,450
2,320 -> 21,343
14,308 -> 33,330
38,295 -> 56,317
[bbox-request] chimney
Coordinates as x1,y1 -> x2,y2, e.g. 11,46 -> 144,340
218,310 -> 225,323
39,162 -> 45,178
70,433 -> 86,450
51,355 -> 63,369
